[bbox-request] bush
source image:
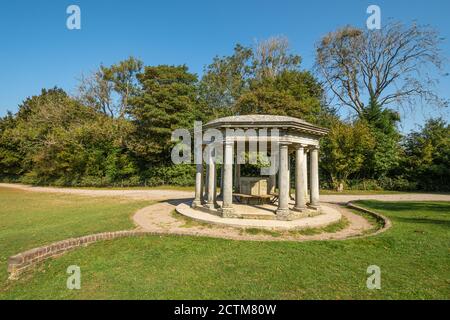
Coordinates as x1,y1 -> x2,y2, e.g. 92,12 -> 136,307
378,177 -> 417,191
144,164 -> 196,187
345,179 -> 382,191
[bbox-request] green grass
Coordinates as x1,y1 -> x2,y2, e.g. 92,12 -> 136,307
0,187 -> 151,287
0,187 -> 449,299
243,228 -> 283,237
319,189 -> 404,195
288,217 -> 350,236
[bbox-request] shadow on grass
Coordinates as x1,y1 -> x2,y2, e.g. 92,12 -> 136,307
391,216 -> 450,227
356,200 -> 450,213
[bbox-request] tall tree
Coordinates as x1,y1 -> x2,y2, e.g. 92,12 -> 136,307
128,65 -> 204,165
320,119 -> 375,190
0,112 -> 23,178
315,22 -> 447,118
234,70 -> 326,123
253,36 -> 302,80
77,66 -> 114,117
199,44 -> 253,115
77,57 -> 143,119
360,98 -> 402,178
108,56 -> 143,118
201,36 -> 329,124
403,118 -> 450,191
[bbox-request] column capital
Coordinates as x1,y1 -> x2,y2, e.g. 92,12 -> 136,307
223,140 -> 234,146
309,145 -> 320,151
295,143 -> 308,150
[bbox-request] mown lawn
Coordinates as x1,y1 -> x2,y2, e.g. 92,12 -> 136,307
0,187 -> 449,299
0,187 -> 151,288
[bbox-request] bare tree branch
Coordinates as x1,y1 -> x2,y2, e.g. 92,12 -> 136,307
315,22 -> 447,118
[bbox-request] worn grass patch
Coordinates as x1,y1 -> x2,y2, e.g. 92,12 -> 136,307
243,228 -> 282,237
170,210 -> 213,228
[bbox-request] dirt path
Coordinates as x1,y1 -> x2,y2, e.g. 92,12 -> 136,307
132,200 -> 373,241
2,183 -> 448,203
0,183 -> 194,201
2,183 -> 448,241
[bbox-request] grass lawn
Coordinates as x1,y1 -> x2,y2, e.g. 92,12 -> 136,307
0,187 -> 151,287
0,187 -> 449,299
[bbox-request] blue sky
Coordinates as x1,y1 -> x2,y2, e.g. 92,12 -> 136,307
0,0 -> 449,132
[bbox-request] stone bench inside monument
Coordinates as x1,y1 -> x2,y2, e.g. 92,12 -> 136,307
236,177 -> 272,205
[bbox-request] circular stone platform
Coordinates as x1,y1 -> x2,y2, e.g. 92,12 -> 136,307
175,203 -> 342,230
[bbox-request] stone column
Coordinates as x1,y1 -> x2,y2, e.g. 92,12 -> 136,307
204,164 -> 209,202
268,174 -> 276,194
303,149 -> 308,202
276,143 -> 290,219
221,141 -> 235,217
294,145 -> 307,211
235,163 -> 241,193
268,151 -> 277,194
192,162 -> 203,208
218,165 -> 224,198
205,151 -> 216,210
287,151 -> 292,199
309,146 -> 320,208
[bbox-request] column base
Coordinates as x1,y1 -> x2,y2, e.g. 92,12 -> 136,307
292,205 -> 307,212
191,200 -> 202,208
220,206 -> 239,218
308,204 -> 321,211
276,208 -> 295,221
204,202 -> 217,210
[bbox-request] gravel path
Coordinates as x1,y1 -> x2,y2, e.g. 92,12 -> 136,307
2,183 -> 448,203
2,183 -> 448,241
132,200 -> 374,241
0,183 -> 194,201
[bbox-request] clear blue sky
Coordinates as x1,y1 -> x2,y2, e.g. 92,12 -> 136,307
0,0 -> 449,132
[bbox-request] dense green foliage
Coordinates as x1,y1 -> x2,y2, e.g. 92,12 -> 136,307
402,118 -> 450,191
1,189 -> 449,299
0,37 -> 448,191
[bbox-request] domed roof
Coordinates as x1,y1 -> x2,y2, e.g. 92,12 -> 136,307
204,114 -> 328,136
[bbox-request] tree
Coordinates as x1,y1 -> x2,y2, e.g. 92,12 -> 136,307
128,65 -> 205,165
201,37 -> 331,125
77,66 -> 114,117
77,57 -> 143,119
0,87 -> 138,186
199,44 -> 253,115
315,22 -> 447,118
320,120 -> 375,190
0,112 -> 23,178
234,70 -> 326,123
108,56 -> 143,118
403,118 -> 450,191
253,36 -> 302,80
360,98 -> 402,178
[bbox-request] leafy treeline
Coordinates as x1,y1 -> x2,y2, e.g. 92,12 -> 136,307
0,34 -> 448,191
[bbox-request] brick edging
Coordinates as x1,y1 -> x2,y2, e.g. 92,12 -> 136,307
7,230 -> 147,280
346,201 -> 392,235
